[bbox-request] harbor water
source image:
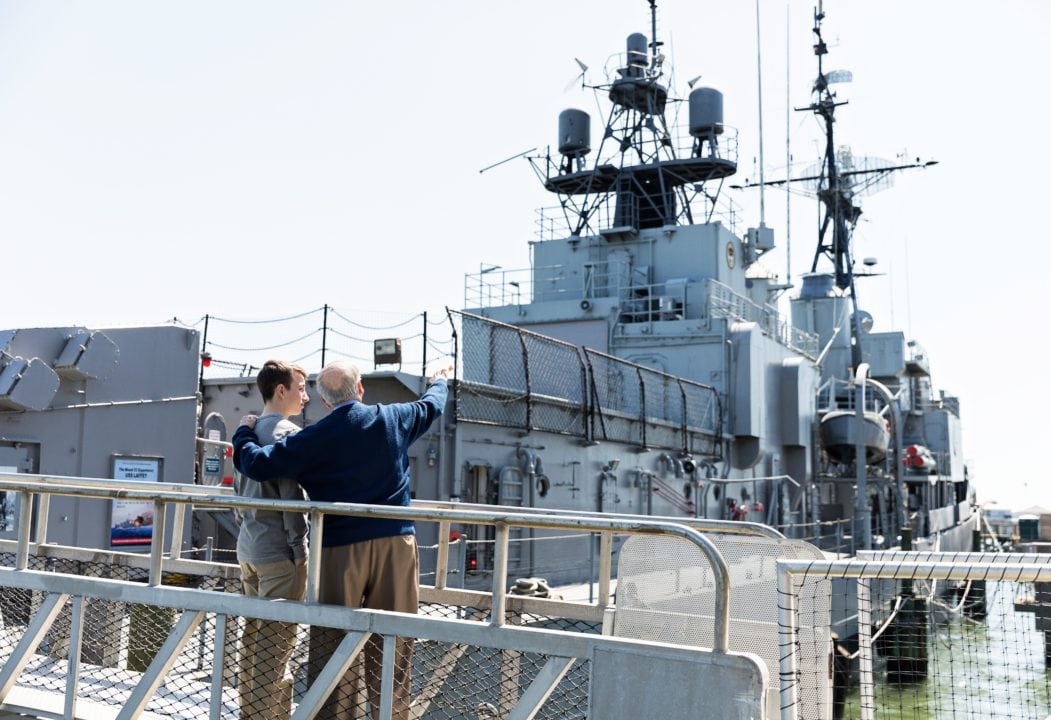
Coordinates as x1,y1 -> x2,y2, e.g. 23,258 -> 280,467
845,581 -> 1051,719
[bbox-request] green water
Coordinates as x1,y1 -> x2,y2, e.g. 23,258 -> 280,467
844,582 -> 1051,719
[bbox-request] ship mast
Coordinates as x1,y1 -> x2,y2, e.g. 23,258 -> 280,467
803,4 -> 866,369
806,5 -> 858,294
536,1 -> 737,237
730,4 -> 936,372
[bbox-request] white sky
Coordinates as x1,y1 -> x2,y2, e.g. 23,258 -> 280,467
2,1 -> 1048,511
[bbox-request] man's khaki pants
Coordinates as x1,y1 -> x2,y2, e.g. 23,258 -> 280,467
309,535 -> 419,720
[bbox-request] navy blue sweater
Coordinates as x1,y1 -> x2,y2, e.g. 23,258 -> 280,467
233,381 -> 447,547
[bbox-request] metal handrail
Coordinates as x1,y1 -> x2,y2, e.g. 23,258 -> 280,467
0,472 -> 734,653
413,499 -> 784,539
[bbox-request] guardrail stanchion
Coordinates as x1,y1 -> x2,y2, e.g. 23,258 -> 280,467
148,500 -> 167,586
777,564 -> 799,720
170,502 -> 187,560
435,520 -> 450,590
491,522 -> 509,626
34,493 -> 50,545
16,489 -> 33,570
598,531 -> 613,607
306,509 -> 324,603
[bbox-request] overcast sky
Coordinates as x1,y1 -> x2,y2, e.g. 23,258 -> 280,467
1,1 -> 1047,510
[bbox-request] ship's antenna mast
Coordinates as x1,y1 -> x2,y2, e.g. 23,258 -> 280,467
809,3 -> 864,369
540,0 -> 737,234
754,0 -> 767,227
648,0 -> 659,69
784,1 -> 792,284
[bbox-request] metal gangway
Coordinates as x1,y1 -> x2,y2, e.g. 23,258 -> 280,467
0,472 -> 779,720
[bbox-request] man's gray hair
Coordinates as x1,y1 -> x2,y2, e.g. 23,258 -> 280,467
317,360 -> 362,406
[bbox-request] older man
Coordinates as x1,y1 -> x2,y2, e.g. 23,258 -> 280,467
233,360 -> 449,720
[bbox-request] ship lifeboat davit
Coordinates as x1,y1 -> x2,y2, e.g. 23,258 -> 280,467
819,410 -> 890,465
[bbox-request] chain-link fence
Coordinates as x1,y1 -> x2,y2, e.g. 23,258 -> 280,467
451,310 -> 721,455
0,553 -> 598,720
777,553 -> 1051,720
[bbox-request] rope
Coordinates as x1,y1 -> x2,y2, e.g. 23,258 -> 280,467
846,594 -> 905,660
325,349 -> 373,362
291,349 -> 323,364
207,328 -> 322,352
329,307 -> 422,330
208,307 -> 323,324
327,328 -> 374,344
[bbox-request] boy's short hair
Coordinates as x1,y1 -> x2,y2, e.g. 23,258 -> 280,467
256,360 -> 307,402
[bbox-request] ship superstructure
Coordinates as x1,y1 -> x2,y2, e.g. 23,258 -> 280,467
462,1 -> 973,554
0,2 -> 975,585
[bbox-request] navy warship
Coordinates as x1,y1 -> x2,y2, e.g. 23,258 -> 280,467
445,0 -> 975,558
0,2 -> 974,582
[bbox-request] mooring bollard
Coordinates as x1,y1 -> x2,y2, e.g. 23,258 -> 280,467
881,527 -> 929,685
964,529 -> 988,619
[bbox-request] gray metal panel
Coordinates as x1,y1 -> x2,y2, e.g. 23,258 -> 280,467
54,331 -> 119,381
730,322 -> 763,439
864,331 -> 906,379
589,645 -> 765,720
53,331 -> 92,371
779,358 -> 812,447
0,326 -> 199,551
0,358 -> 60,411
0,357 -> 25,396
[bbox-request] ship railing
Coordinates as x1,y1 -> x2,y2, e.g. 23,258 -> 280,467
777,553 -> 1051,720
450,309 -> 723,455
706,279 -> 818,359
613,278 -> 690,324
464,262 -> 629,308
464,258 -> 689,325
816,376 -> 888,414
533,115 -> 742,243
0,472 -> 775,720
463,266 -> 535,309
532,176 -> 743,242
775,518 -> 854,556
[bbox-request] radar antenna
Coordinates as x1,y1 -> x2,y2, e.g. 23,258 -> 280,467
732,6 -> 937,370
532,0 -> 738,237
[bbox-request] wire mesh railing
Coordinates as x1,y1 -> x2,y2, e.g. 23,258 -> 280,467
0,472 -> 760,720
450,310 -> 721,454
0,569 -> 604,720
707,279 -> 819,359
775,518 -> 855,556
777,554 -> 1051,720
